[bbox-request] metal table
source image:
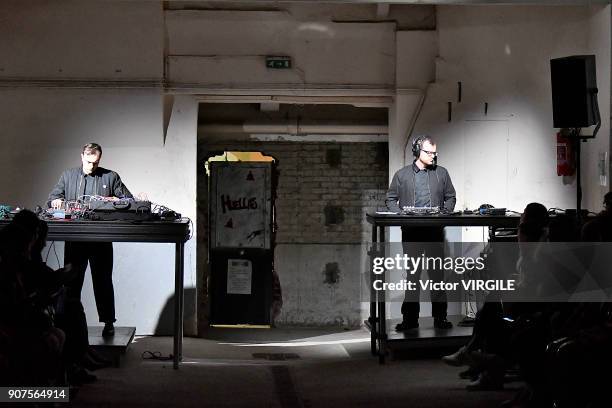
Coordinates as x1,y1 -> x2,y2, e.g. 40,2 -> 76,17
0,218 -> 191,369
365,212 -> 520,364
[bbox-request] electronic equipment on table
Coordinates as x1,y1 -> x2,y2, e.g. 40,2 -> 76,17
87,198 -> 152,221
479,207 -> 506,216
45,197 -> 154,221
401,206 -> 440,215
0,205 -> 13,219
397,204 -> 508,216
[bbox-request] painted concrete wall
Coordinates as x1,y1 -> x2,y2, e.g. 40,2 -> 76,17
0,90 -> 199,336
275,244 -> 366,327
0,1 -> 198,335
411,5 -> 610,215
166,10 -> 396,88
389,5 -> 610,321
583,5 -> 611,213
0,0 -> 162,80
0,1 -> 609,330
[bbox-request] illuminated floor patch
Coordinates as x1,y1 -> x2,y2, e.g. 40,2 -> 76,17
253,353 -> 301,361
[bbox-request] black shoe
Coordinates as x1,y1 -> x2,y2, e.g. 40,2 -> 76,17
395,320 -> 419,331
102,322 -> 115,337
434,318 -> 453,329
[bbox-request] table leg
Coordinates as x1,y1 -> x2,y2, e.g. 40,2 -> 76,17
377,225 -> 387,364
369,225 -> 378,355
173,242 -> 185,369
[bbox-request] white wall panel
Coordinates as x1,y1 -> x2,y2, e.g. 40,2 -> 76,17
411,5 -> 610,213
166,10 -> 395,86
0,89 -> 198,336
0,0 -> 163,80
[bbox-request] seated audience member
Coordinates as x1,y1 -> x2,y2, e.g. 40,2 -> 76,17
442,203 -> 552,396
12,210 -> 110,384
1,210 -> 109,386
581,192 -> 612,242
547,303 -> 612,408
0,213 -> 65,385
543,193 -> 612,407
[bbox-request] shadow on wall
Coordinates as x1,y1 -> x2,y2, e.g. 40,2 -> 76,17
154,287 -> 197,336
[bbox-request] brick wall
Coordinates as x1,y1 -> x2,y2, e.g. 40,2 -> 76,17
197,140 -> 388,330
199,141 -> 388,244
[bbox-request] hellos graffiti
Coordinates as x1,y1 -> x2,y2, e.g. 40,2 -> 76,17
221,195 -> 258,214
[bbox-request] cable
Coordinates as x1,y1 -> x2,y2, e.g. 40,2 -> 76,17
44,242 -> 61,266
141,350 -> 173,361
186,217 -> 193,240
53,242 -> 60,265
45,242 -> 54,263
591,90 -> 601,138
548,207 -> 565,213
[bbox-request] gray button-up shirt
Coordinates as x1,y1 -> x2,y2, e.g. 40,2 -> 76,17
413,164 -> 431,207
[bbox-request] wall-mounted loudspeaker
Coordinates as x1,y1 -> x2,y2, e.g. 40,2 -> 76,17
550,55 -> 598,129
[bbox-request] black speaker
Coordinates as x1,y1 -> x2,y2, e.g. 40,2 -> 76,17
550,55 -> 598,128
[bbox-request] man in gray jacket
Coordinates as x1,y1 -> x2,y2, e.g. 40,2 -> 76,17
48,143 -> 132,337
386,135 -> 456,330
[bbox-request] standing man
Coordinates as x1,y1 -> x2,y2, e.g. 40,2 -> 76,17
48,143 -> 132,337
386,135 -> 456,330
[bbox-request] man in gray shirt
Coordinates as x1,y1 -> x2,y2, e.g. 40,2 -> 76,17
386,135 -> 456,330
49,143 -> 132,337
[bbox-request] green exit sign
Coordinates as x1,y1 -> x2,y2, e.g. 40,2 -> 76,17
266,56 -> 291,69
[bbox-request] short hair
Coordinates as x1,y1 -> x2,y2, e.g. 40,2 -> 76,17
519,202 -> 549,241
412,135 -> 436,157
12,209 -> 41,239
82,143 -> 102,155
3,210 -> 43,256
421,135 -> 436,146
414,135 -> 436,147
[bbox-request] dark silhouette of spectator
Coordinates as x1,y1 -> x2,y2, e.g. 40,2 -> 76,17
0,212 -> 65,386
581,192 -> 612,242
15,210 -> 108,384
543,193 -> 612,407
547,303 -> 612,408
1,210 -> 109,387
442,203 -> 552,396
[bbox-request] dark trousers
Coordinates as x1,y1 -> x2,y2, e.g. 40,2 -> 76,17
64,242 -> 115,323
401,227 -> 447,322
55,297 -> 90,365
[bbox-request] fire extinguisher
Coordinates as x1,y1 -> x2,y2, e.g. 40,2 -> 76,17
557,132 -> 576,176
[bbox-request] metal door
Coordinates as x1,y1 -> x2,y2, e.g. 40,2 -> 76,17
209,161 -> 274,325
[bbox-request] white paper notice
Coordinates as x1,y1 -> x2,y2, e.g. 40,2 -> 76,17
227,259 -> 252,295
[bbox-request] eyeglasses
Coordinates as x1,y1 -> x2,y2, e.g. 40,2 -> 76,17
421,150 -> 437,156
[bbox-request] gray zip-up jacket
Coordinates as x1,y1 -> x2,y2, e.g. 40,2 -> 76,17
385,162 -> 456,213
48,167 -> 132,207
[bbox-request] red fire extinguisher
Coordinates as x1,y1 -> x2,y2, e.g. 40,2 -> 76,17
557,132 -> 576,176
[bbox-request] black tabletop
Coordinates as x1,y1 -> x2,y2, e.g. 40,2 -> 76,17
366,212 -> 521,228
0,218 -> 191,243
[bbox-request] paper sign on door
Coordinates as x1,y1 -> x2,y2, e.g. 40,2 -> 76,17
227,259 -> 252,295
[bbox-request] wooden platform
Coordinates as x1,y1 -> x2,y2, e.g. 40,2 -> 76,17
387,316 -> 471,342
88,326 -> 136,367
366,315 -> 473,360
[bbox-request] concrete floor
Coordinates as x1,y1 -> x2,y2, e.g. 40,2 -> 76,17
72,328 -> 521,407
